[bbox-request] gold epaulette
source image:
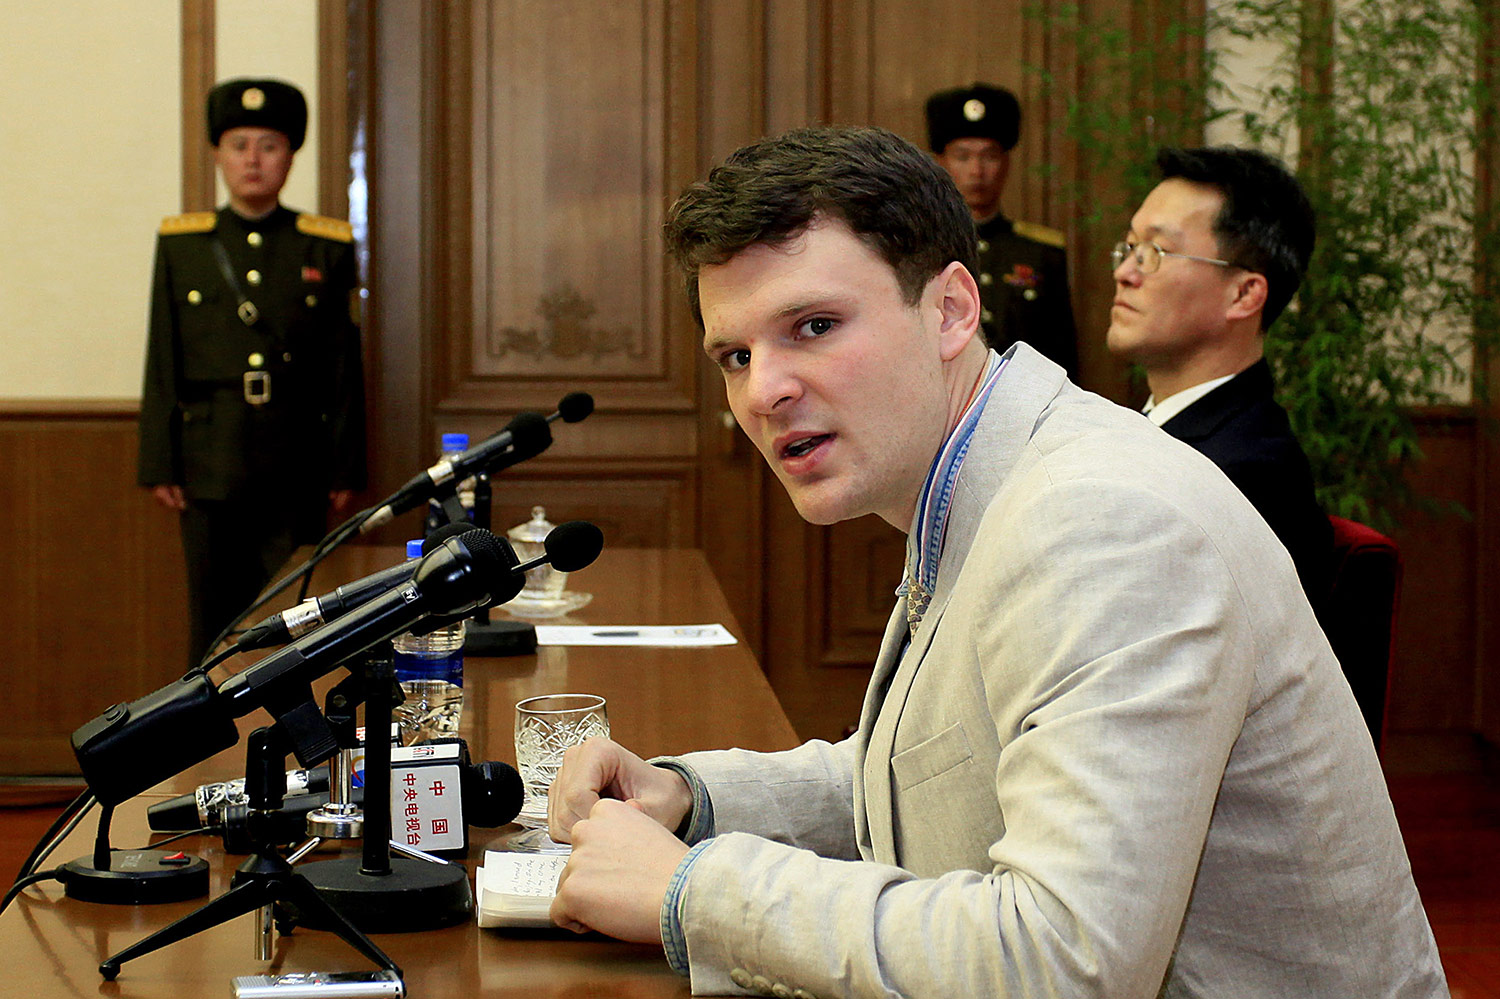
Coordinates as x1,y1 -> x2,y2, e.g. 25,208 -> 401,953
296,213 -> 353,243
1014,220 -> 1066,249
159,211 -> 217,236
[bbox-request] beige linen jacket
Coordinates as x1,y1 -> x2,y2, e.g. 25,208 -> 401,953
673,344 -> 1445,999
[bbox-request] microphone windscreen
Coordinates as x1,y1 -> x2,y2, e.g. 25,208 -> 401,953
507,412 -> 552,457
545,521 -> 605,573
423,520 -> 482,553
465,760 -> 526,827
557,392 -> 594,423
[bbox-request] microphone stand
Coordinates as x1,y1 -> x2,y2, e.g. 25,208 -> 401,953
287,648 -> 474,933
425,486 -> 536,657
97,723 -> 400,981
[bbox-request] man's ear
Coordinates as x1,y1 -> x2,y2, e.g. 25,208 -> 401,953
934,261 -> 982,361
1227,271 -> 1269,323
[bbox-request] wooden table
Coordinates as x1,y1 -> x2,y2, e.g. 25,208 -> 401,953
2,548 -> 798,997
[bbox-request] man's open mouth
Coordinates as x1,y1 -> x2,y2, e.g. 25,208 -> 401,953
782,434 -> 831,459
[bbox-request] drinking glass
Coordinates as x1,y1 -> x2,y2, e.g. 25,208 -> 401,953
507,693 -> 609,853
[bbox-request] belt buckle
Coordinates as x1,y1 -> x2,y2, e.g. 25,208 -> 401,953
243,370 -> 272,406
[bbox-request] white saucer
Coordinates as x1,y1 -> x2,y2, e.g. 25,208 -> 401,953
500,590 -> 593,619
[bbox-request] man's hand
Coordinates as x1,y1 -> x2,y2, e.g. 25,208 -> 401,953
547,737 -> 693,843
550,798 -> 690,941
150,484 -> 187,511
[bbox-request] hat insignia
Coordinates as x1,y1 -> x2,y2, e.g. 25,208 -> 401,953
242,87 -> 265,110
963,98 -> 987,122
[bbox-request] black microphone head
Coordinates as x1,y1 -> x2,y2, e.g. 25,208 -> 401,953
464,760 -> 526,827
557,392 -> 594,423
412,528 -> 520,614
422,520 -> 482,553
545,521 -> 605,573
507,412 -> 552,458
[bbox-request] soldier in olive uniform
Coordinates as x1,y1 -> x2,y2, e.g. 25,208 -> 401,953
926,83 -> 1079,379
137,78 -> 367,665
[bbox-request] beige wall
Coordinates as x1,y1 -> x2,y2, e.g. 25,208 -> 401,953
1,0 -> 319,400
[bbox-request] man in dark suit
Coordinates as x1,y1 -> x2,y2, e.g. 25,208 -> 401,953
926,83 -> 1079,379
1107,146 -> 1331,613
137,78 -> 366,665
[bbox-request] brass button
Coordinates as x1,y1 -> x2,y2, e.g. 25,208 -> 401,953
1024,288 -> 1037,300
751,975 -> 773,993
305,294 -> 318,307
792,990 -> 818,999
247,232 -> 263,247
979,272 -> 993,286
187,289 -> 202,304
772,985 -> 793,998
246,269 -> 262,286
282,352 -> 292,362
248,352 -> 265,367
976,239 -> 989,253
729,969 -> 753,988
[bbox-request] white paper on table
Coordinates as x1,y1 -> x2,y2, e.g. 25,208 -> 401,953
533,624 -> 738,647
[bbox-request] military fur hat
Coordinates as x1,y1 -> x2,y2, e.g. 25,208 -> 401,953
206,78 -> 308,150
925,83 -> 1021,153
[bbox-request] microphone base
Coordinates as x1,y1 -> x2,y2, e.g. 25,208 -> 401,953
60,850 -> 211,905
287,855 -> 473,933
463,618 -> 536,656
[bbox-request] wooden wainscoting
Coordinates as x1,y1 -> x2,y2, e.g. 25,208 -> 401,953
0,402 -> 189,774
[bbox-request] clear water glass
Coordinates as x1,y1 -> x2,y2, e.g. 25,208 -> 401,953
511,694 -> 609,851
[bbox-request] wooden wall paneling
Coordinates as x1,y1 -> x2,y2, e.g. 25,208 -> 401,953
488,466 -> 698,550
180,0 -> 216,212
317,0 -> 351,220
692,0 -> 770,655
0,408 -> 189,775
362,0 -> 429,544
1390,412 -> 1481,732
1474,0 -> 1500,746
457,0 -> 686,415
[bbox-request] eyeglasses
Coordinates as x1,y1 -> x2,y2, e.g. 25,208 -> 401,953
1111,240 -> 1235,274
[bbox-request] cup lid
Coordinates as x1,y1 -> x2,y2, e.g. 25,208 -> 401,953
507,505 -> 554,544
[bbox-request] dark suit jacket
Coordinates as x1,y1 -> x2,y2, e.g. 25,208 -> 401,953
1159,360 -> 1332,616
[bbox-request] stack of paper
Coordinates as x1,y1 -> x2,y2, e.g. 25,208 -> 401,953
475,850 -> 568,928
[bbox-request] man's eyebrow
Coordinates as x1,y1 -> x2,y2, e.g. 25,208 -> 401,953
1130,222 -> 1182,241
701,296 -> 851,355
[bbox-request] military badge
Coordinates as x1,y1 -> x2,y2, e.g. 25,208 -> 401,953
963,98 -> 986,122
242,87 -> 265,110
1003,264 -> 1039,290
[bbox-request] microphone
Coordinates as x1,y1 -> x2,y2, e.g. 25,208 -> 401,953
521,520 -> 605,574
234,522 -> 481,652
215,754 -> 523,855
234,516 -> 480,651
146,765 -> 330,833
71,529 -> 523,806
359,393 -> 593,533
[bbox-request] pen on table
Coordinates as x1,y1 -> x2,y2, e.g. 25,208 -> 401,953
591,630 -> 639,637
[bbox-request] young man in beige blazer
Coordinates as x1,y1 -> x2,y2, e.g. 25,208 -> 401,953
541,126 -> 1445,998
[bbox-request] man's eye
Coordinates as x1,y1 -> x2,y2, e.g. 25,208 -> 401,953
799,317 -> 834,337
720,349 -> 751,371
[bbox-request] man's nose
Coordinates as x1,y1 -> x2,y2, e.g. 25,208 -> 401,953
743,354 -> 801,416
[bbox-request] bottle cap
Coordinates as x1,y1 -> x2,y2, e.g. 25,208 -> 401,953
441,432 -> 469,453
406,539 -> 424,559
